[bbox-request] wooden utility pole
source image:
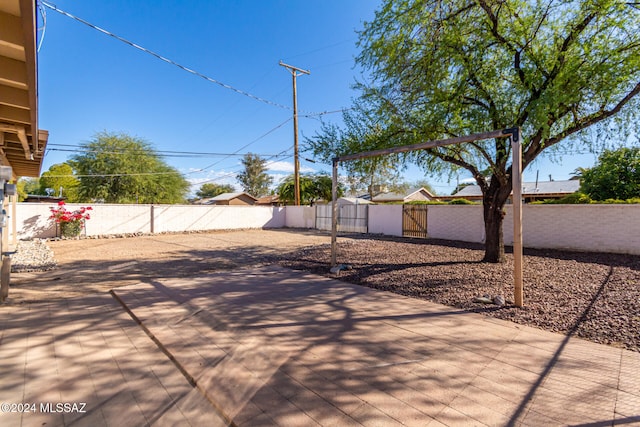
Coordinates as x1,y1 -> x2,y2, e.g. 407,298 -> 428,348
279,61 -> 310,206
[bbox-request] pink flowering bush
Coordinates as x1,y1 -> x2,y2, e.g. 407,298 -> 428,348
49,201 -> 93,238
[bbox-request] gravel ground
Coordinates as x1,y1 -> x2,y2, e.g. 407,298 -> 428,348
11,239 -> 57,272
8,230 -> 640,351
280,237 -> 640,352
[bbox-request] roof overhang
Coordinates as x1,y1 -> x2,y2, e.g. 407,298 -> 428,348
0,0 -> 48,178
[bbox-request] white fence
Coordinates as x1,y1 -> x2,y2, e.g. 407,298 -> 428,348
13,202 -> 640,255
422,204 -> 640,255
15,203 -> 286,240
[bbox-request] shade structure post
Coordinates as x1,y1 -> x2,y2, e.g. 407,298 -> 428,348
332,128 -> 524,307
511,129 -> 524,307
330,158 -> 339,267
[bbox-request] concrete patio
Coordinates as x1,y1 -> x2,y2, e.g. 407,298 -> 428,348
1,266 -> 638,426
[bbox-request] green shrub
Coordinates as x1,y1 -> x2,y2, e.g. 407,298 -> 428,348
598,197 -> 640,204
405,200 -> 447,205
537,192 -> 592,204
449,198 -> 477,205
531,192 -> 640,204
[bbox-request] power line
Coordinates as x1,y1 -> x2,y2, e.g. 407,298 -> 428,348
37,0 -> 47,52
41,131 -> 297,180
41,1 -> 292,111
41,171 -> 184,178
46,144 -> 291,158
193,148 -> 295,186
43,117 -> 295,179
41,2 -> 350,118
192,118 -> 293,174
281,38 -> 355,61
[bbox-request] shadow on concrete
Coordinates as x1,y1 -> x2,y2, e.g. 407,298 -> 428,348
506,266 -> 621,426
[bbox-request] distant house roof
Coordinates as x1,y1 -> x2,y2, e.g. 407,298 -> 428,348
371,187 -> 435,203
204,192 -> 258,205
451,180 -> 580,198
255,195 -> 280,205
23,195 -> 64,203
337,197 -> 374,205
209,192 -> 256,201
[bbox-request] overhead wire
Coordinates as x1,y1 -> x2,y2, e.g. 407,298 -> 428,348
37,2 -> 357,183
41,1 -> 293,111
194,148 -> 295,186
192,117 -> 293,174
281,38 -> 355,61
36,0 -> 47,52
46,144 -> 291,158
41,1 -> 352,118
42,118 -> 297,179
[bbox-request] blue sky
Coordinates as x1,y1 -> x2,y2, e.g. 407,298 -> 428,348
37,0 -> 607,196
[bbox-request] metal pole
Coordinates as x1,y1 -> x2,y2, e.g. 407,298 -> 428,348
511,129 -> 524,307
11,193 -> 16,246
331,158 -> 338,267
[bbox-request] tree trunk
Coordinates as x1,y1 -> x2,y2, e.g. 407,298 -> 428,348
482,180 -> 512,263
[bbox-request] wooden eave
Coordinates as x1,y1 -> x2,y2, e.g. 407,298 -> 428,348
0,0 -> 48,178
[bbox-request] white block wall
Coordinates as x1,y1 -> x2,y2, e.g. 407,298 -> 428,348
17,203 -> 155,239
428,204 -> 640,255
368,205 -> 403,236
284,206 -> 316,229
520,204 -> 640,254
427,205 -> 486,243
87,204 -> 151,236
15,203 -> 285,239
151,205 -> 285,233
14,202 -> 640,255
15,203 -> 58,239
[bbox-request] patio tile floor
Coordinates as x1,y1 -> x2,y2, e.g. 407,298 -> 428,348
1,265 -> 638,426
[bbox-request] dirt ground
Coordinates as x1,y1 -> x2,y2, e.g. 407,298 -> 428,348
6,229 -> 640,351
7,229 -> 337,303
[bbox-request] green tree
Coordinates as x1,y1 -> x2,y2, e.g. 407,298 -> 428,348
39,163 -> 80,202
309,0 -> 640,262
236,153 -> 273,197
412,180 -> 436,196
195,183 -> 235,199
580,147 -> 640,200
310,102 -> 404,199
277,173 -> 343,205
16,177 -> 40,201
72,131 -> 189,204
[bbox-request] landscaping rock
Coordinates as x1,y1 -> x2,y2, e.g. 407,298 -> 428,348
493,295 -> 506,306
11,239 -> 57,272
282,237 -> 640,352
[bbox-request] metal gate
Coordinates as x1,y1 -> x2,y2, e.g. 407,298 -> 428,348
402,205 -> 428,238
316,204 -> 368,233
